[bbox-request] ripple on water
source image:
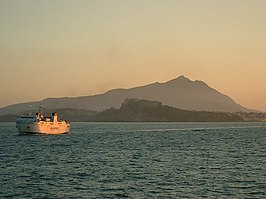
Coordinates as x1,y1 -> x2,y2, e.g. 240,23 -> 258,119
0,122 -> 266,198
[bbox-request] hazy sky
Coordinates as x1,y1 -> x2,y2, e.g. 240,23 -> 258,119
1,0 -> 266,111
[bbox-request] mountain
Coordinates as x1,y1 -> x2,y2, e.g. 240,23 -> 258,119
0,99 -> 244,122
2,99 -> 265,122
0,76 -> 251,115
91,98 -> 244,122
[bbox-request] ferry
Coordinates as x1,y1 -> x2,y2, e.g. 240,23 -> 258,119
16,112 -> 70,135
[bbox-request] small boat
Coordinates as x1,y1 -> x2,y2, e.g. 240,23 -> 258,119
16,112 -> 70,135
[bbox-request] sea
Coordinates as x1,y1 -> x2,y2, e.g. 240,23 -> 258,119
0,122 -> 265,198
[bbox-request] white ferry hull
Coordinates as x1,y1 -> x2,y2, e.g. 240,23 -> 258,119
17,122 -> 70,135
16,112 -> 70,135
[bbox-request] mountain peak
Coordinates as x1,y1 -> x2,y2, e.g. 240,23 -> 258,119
164,76 -> 210,88
165,75 -> 192,85
175,75 -> 191,81
178,75 -> 189,80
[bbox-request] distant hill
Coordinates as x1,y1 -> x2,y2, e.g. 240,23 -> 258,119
0,114 -> 17,122
0,76 -> 252,115
0,108 -> 97,122
39,108 -> 97,122
91,98 -> 243,122
2,99 -> 265,123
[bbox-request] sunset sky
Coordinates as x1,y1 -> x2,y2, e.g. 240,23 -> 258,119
0,0 -> 266,111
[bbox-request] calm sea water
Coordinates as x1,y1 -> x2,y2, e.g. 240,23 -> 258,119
0,122 -> 265,198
